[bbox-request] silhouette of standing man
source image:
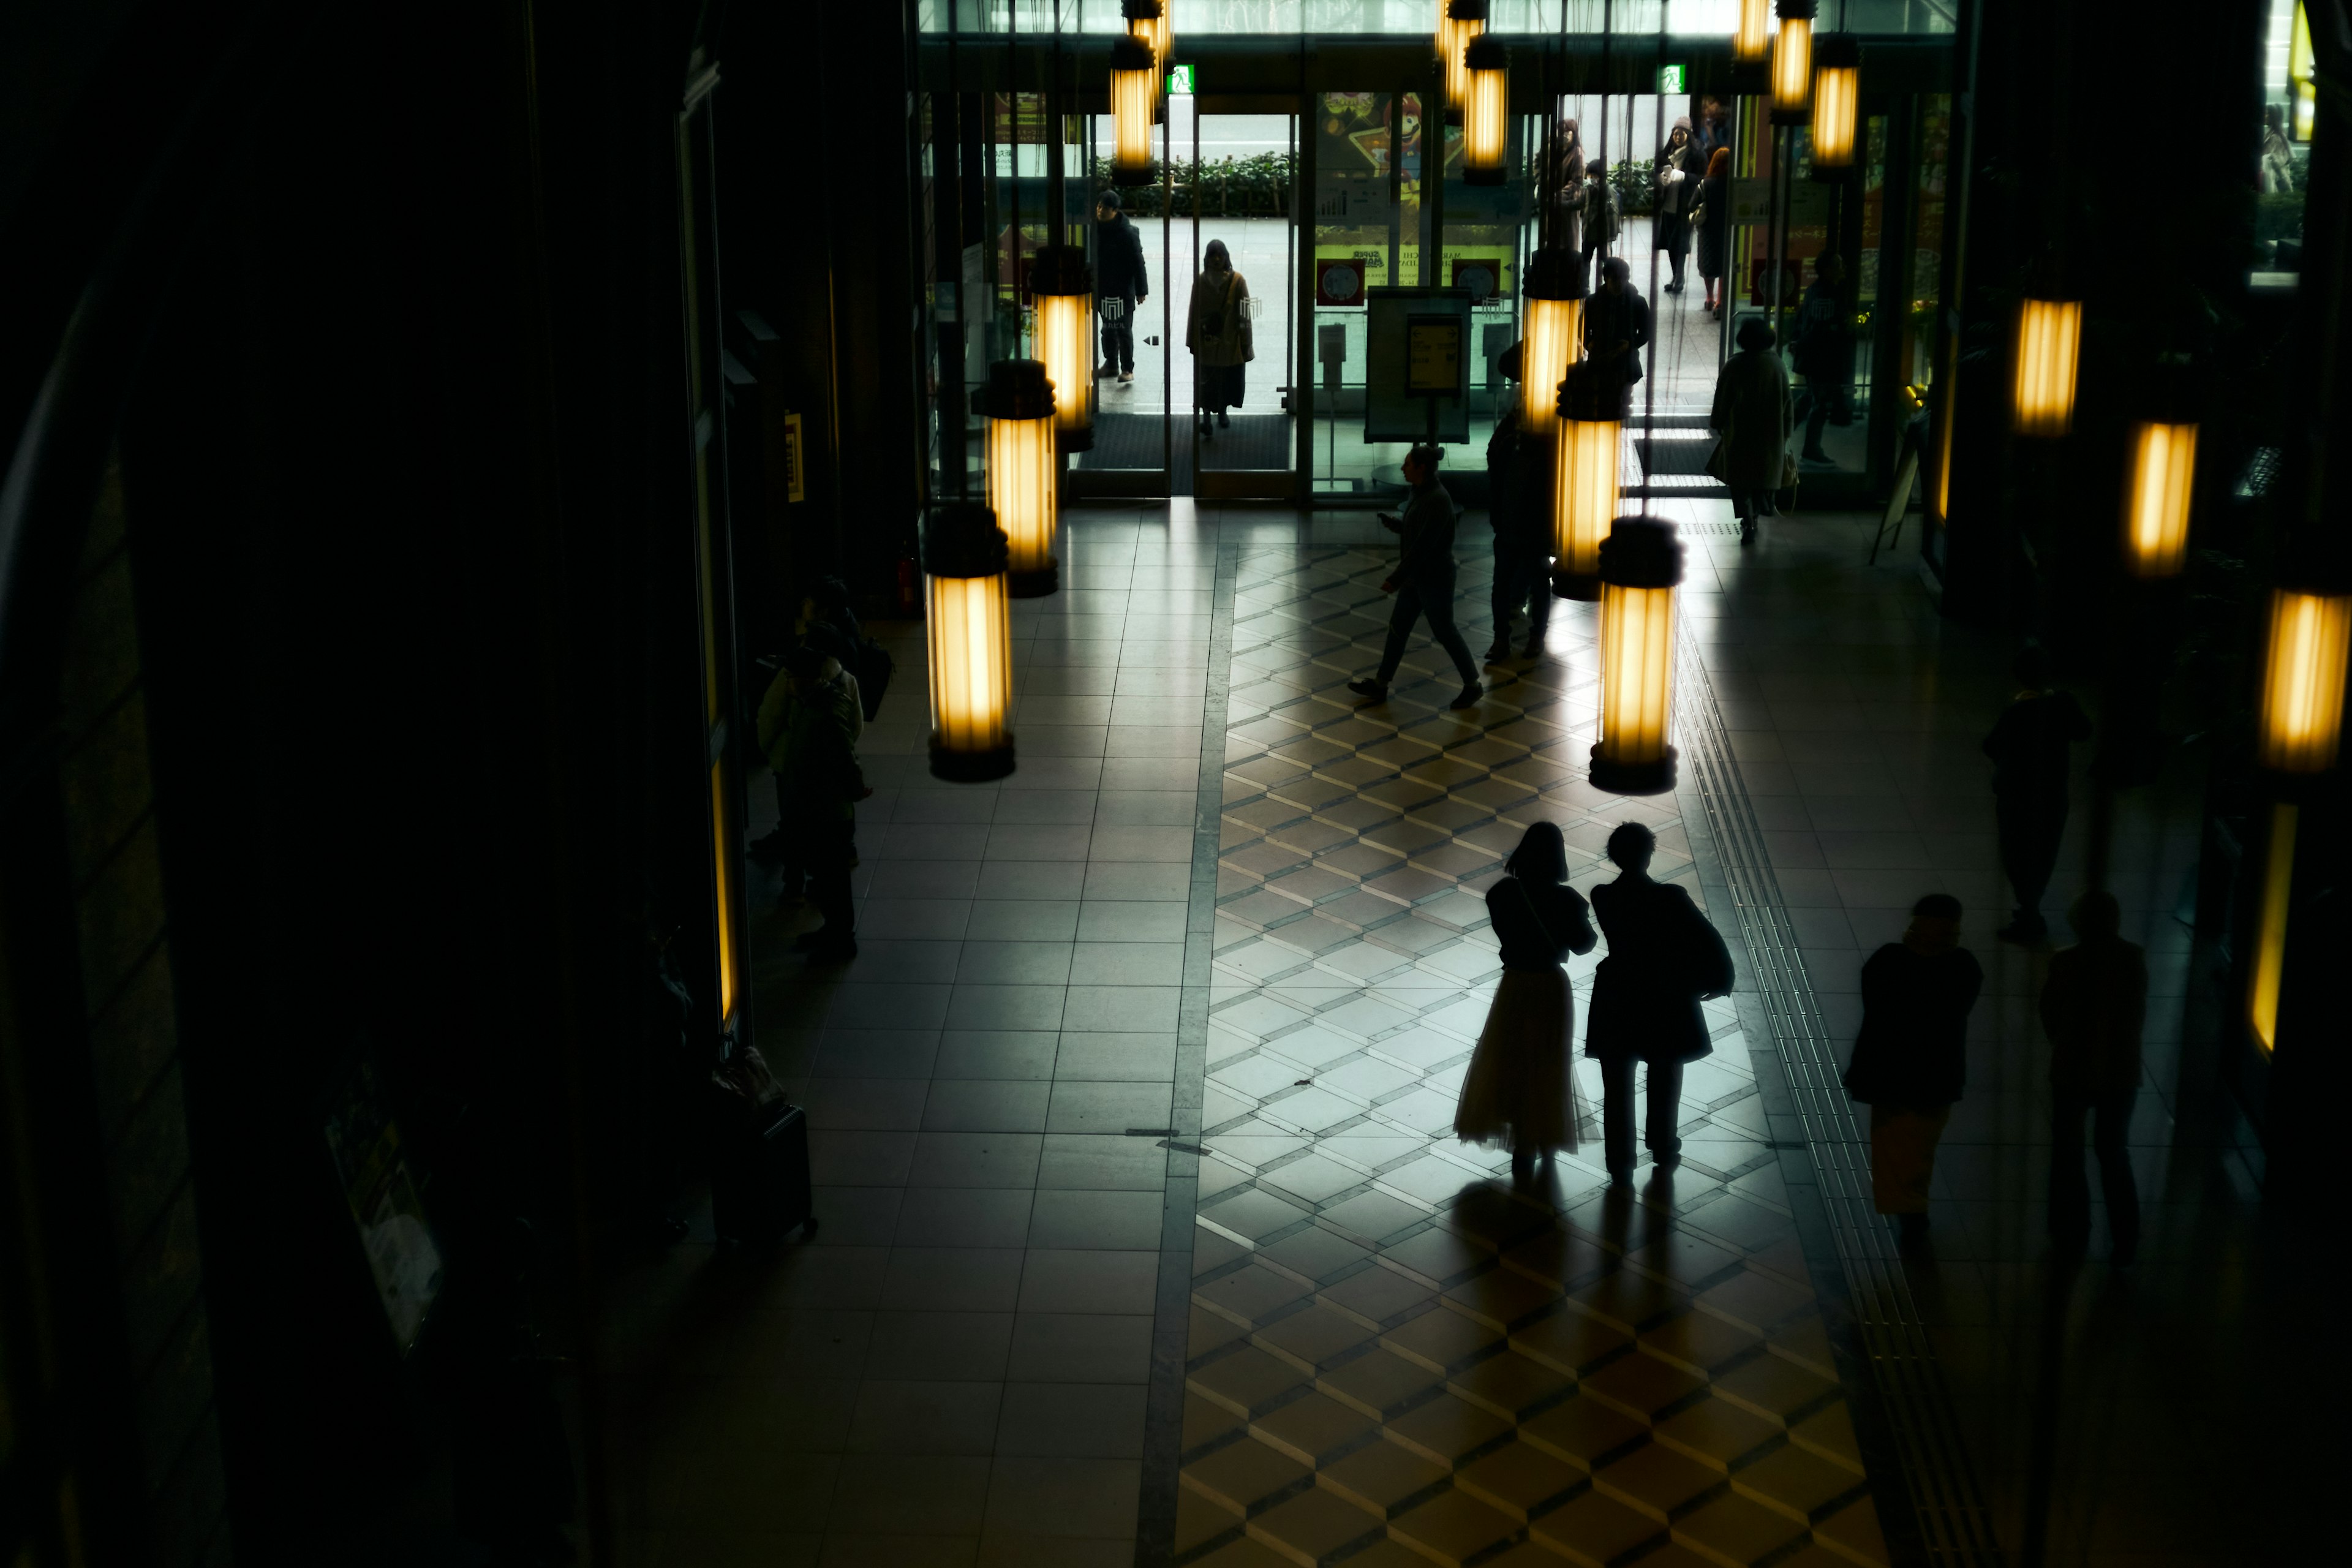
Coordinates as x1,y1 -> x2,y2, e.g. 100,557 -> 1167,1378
1982,646 -> 2090,943
1843,893 -> 1985,1246
1585,823 -> 1733,1184
2040,891 -> 2146,1263
1349,444 -> 1484,711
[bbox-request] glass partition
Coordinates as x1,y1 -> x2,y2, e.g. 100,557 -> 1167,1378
920,0 -> 1952,36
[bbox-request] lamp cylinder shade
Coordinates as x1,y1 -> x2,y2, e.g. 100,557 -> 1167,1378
924,502 -> 1017,782
2256,588 -> 2352,775
1733,0 -> 1772,63
1518,249 -> 1588,440
2124,420 -> 2196,578
1110,37 -> 1156,186
1438,0 -> 1489,121
1550,415 -> 1618,601
983,360 -> 1060,597
1030,246 -> 1096,454
1124,0 -> 1167,122
1771,0 -> 1816,119
1462,37 -> 1507,185
2011,297 -> 2081,436
1810,35 -> 1860,168
2249,801 -> 2297,1054
1591,519 -> 1685,796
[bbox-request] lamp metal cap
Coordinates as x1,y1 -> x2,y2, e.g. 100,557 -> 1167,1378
1449,0 -> 1491,19
924,502 -> 1011,579
1599,516 -> 1686,589
1523,247 -> 1589,301
1030,244 -> 1094,296
984,358 -> 1057,421
1465,36 -> 1507,70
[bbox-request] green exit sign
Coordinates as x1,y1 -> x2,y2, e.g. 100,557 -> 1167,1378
1657,63 -> 1686,93
1168,63 -> 1195,96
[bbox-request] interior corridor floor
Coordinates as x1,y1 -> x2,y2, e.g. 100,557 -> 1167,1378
602,498 -> 2323,1567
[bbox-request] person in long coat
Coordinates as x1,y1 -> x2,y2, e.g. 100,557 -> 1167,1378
1585,822 -> 1734,1183
1186,238 -> 1254,435
1708,317 -> 1793,545
1653,116 -> 1703,295
1695,146 -> 1732,317
1457,823 -> 1599,1185
1483,343 -> 1550,662
1843,894 -> 1985,1245
1582,257 -> 1651,419
2039,890 -> 2146,1262
1547,119 -> 1589,252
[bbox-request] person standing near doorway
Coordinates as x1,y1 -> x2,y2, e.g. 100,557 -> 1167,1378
1708,317 -> 1792,546
1584,257 -> 1651,418
1094,190 -> 1149,385
1696,146 -> 1732,318
2040,890 -> 2146,1264
1579,165 -> 1619,274
1982,646 -> 2092,944
1348,445 -> 1483,710
1653,116 -> 1702,296
1186,238 -> 1253,435
1547,119 -> 1589,254
1842,894 -> 1985,1247
1484,343 -> 1551,663
1789,252 -> 1853,464
1585,823 -> 1734,1185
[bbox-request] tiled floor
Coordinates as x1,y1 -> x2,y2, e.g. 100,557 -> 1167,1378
600,496 -> 2316,1567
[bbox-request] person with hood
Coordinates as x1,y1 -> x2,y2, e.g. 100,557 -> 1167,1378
1653,116 -> 1703,295
1695,146 -> 1732,317
1347,445 -> 1483,711
1186,238 -> 1254,435
1789,252 -> 1853,464
1583,256 -> 1651,417
1708,317 -> 1792,545
1457,823 -> 1599,1186
2040,890 -> 2146,1262
1483,343 -> 1551,662
1981,646 -> 2092,943
1585,823 -> 1734,1183
1843,894 -> 1986,1246
1547,118 -> 1589,252
1095,189 -> 1149,383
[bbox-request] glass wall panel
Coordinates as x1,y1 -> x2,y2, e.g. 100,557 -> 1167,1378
919,0 -> 1952,38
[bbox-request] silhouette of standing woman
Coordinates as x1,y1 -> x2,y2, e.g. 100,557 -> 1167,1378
1456,824 -> 1599,1186
1585,823 -> 1733,1184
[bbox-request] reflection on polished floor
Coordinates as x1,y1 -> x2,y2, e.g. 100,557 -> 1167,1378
605,499 -> 2315,1567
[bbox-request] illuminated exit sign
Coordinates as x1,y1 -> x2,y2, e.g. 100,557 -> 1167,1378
1657,64 -> 1686,92
1169,63 -> 1196,95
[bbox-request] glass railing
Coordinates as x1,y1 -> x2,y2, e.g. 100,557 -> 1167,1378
919,0 -> 1953,37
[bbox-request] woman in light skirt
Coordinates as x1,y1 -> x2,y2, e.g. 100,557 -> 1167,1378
1455,823 -> 1599,1185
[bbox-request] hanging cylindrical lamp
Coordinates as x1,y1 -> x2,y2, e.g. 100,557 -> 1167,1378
2122,420 -> 2196,578
1110,36 -> 1157,186
1030,246 -> 1095,456
1771,0 -> 1816,120
1551,364 -> 1619,602
924,502 -> 1017,782
1125,0 -> 1167,124
1733,0 -> 1773,72
1810,35 -> 1860,172
1518,250 -> 1586,442
1438,0 -> 1488,124
2011,296 -> 2082,437
1462,37 -> 1507,186
2247,582 -> 2350,1051
2291,0 -> 2316,141
1591,518 -> 1684,796
983,360 -> 1060,597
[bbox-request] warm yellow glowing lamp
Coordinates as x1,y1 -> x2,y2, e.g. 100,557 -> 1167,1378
1550,358 -> 1619,603
1771,0 -> 1816,120
1110,37 -> 1156,186
1734,0 -> 1772,69
1438,0 -> 1488,124
1590,518 -> 1684,796
2291,1 -> 2316,141
983,360 -> 1060,597
1519,249 -> 1586,443
1125,0 -> 1167,123
1811,35 -> 1860,171
2123,420 -> 2196,578
2248,586 -> 2351,1053
1030,246 -> 1095,455
1463,37 -> 1508,186
2012,296 -> 2081,437
924,501 -> 1017,782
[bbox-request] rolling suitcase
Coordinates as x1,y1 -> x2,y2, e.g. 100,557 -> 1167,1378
713,1100 -> 816,1246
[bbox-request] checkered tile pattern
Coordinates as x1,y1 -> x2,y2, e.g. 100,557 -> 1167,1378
1176,543 -> 1887,1568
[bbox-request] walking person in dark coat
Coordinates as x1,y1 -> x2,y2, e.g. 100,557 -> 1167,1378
1653,116 -> 1703,295
1789,252 -> 1853,464
1457,823 -> 1599,1186
1585,823 -> 1735,1183
1349,446 -> 1484,710
776,645 -> 866,961
1095,190 -> 1149,383
1483,344 -> 1551,663
1843,894 -> 1986,1246
1578,167 -> 1619,273
1187,238 -> 1254,434
2040,891 -> 2146,1262
1982,646 -> 2092,944
1695,146 -> 1732,318
1708,318 -> 1792,546
1584,257 -> 1652,419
